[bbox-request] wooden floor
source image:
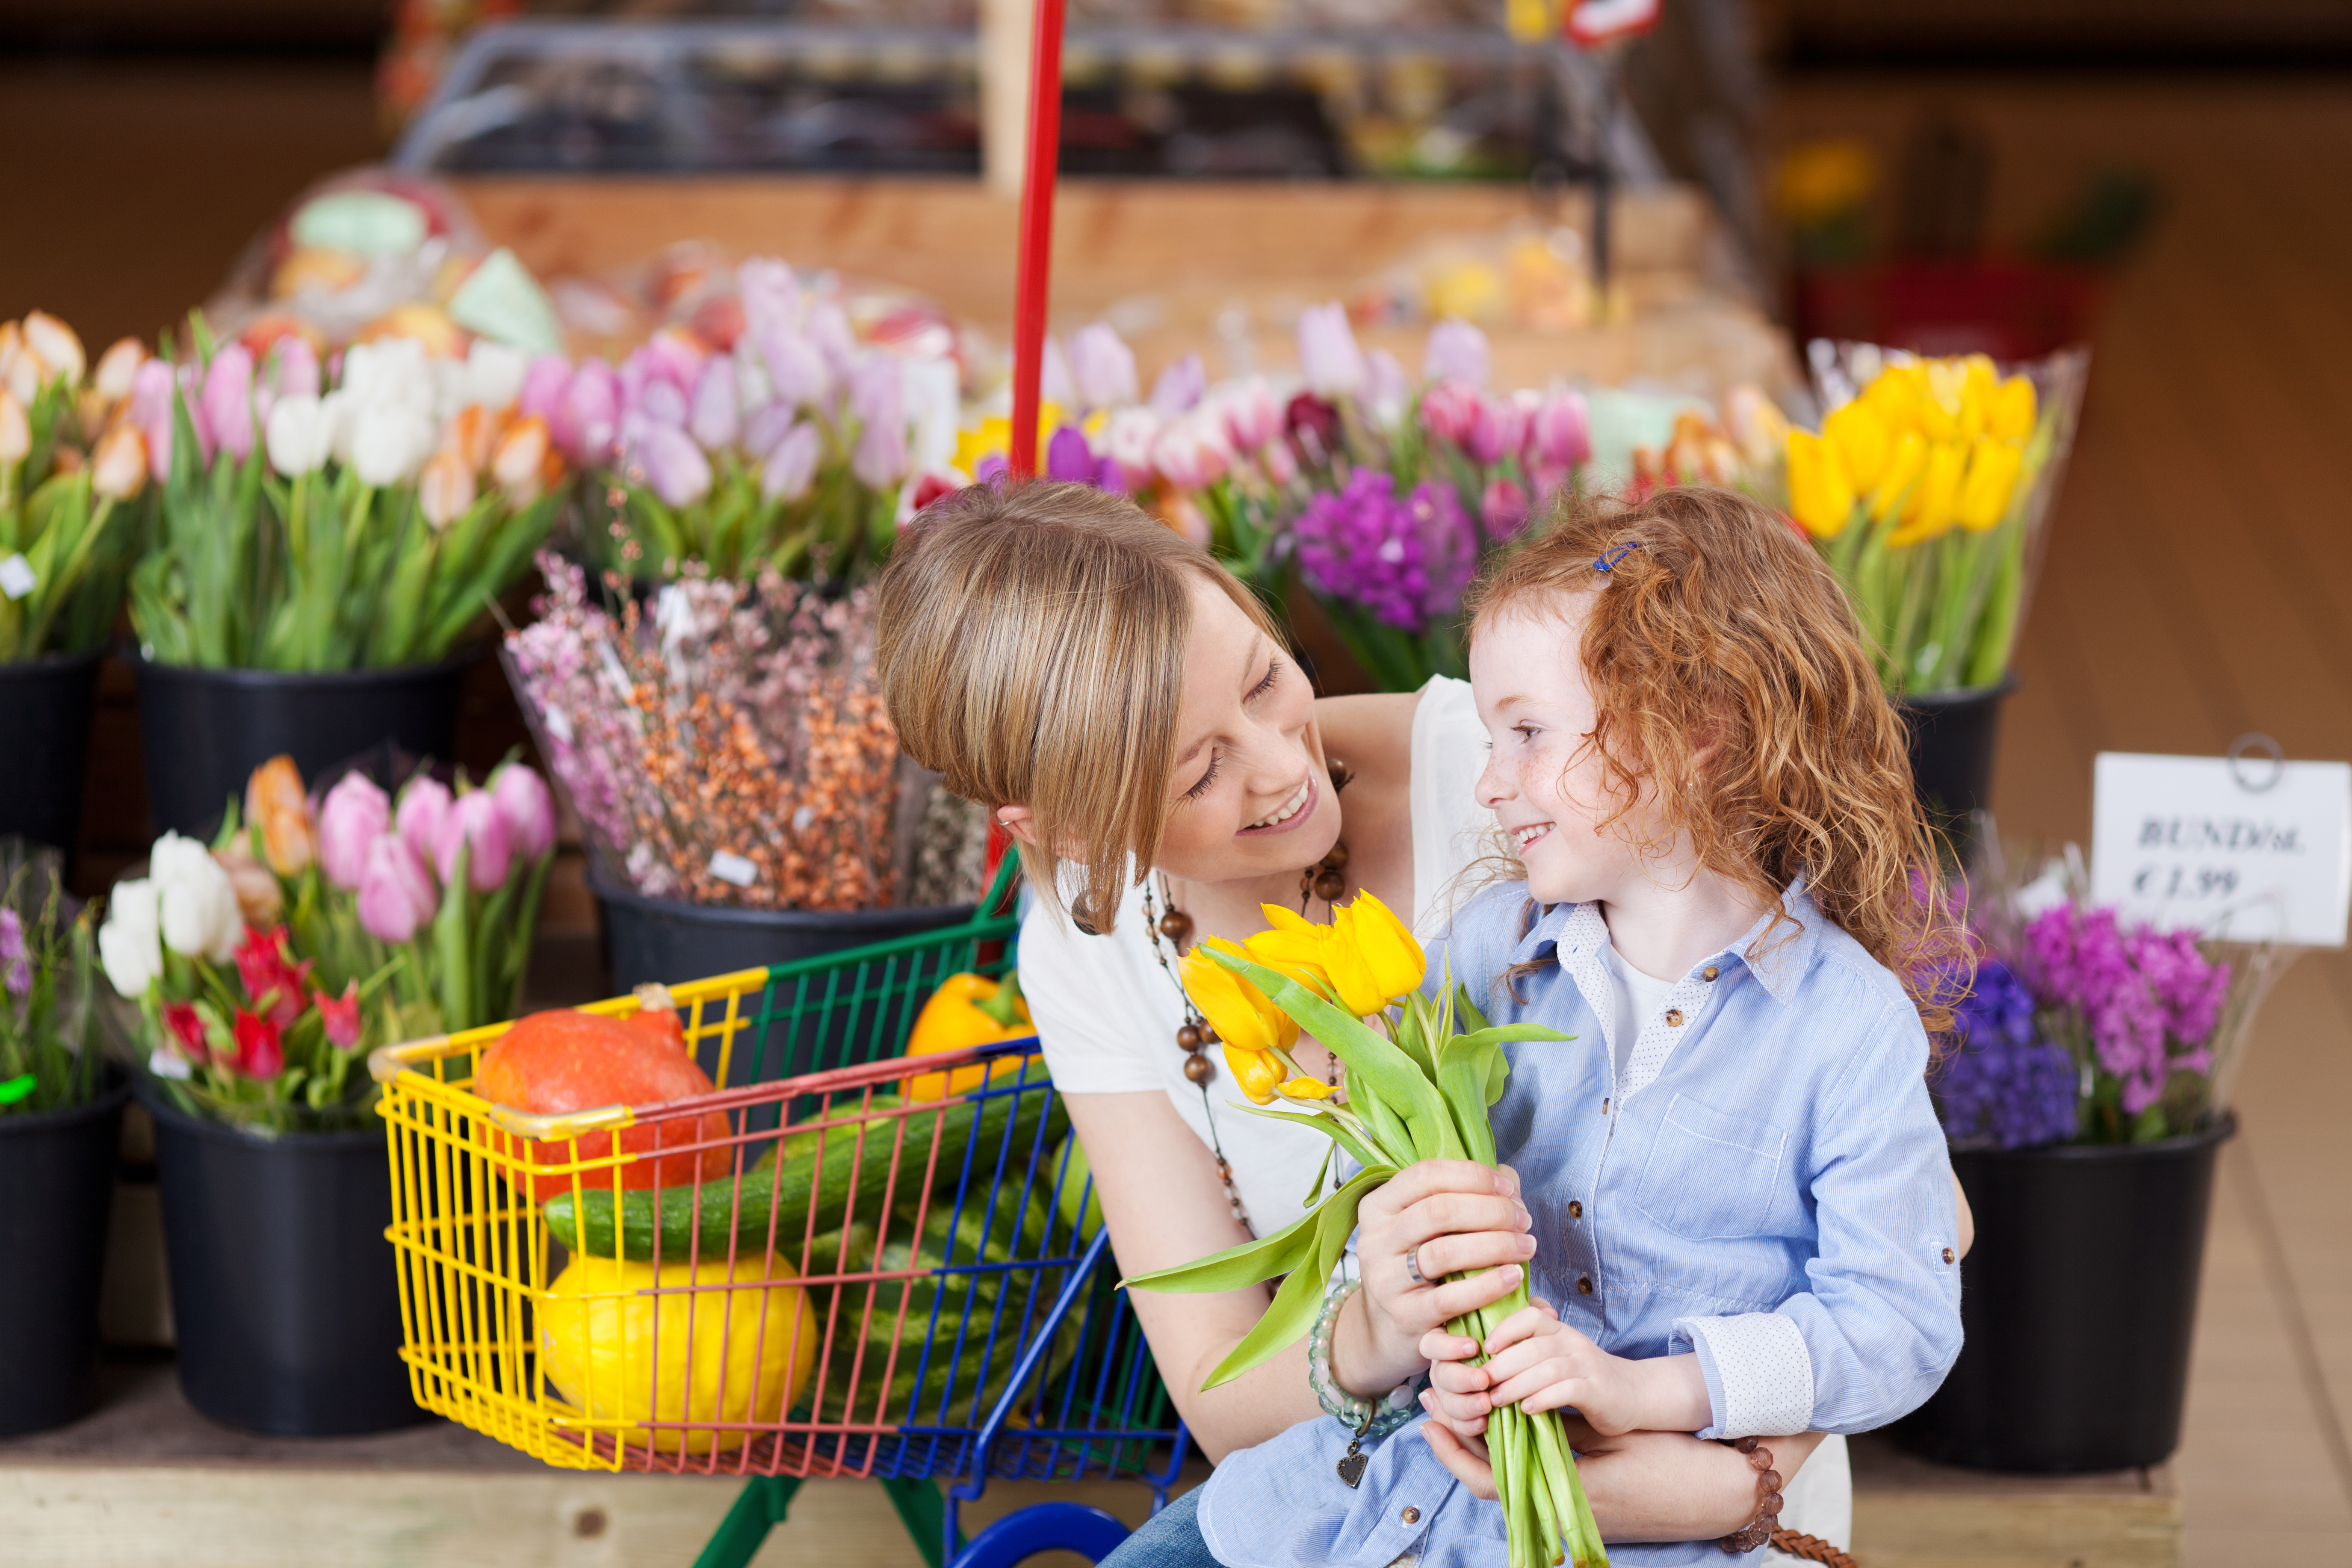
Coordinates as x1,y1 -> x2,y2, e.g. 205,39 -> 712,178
1776,73 -> 2352,1567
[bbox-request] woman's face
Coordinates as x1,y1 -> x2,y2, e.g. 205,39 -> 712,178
1155,577 -> 1341,886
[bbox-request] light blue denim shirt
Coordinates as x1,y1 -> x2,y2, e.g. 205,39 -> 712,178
1198,880 -> 1962,1568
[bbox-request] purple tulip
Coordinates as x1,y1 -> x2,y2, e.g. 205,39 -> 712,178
1528,389 -> 1592,472
435,790 -> 514,893
1364,349 -> 1411,424
1420,379 -> 1482,448
635,376 -> 688,430
492,765 -> 557,860
688,358 -> 739,451
1068,324 -> 1138,410
736,257 -> 798,340
848,358 -> 906,488
761,423 -> 821,502
1044,425 -> 1099,486
519,354 -> 571,423
270,337 -> 321,401
758,328 -> 832,412
743,399 -> 799,461
807,301 -> 857,376
357,833 -> 438,944
396,777 -> 452,871
555,361 -> 620,465
1465,394 -> 1525,466
635,422 -> 713,507
1423,319 -> 1492,390
1296,302 -> 1365,399
130,357 -> 176,480
973,452 -> 1010,487
317,771 -> 391,891
1040,337 -> 1076,408
1149,354 -> 1206,416
1482,476 -> 1531,539
201,345 -> 255,462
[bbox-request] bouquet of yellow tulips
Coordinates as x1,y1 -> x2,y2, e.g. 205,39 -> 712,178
1781,344 -> 2087,695
1127,892 -> 1604,1568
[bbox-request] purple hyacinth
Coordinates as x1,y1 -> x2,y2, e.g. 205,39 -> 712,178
1291,470 -> 1476,634
1929,957 -> 2078,1149
2020,903 -> 2231,1119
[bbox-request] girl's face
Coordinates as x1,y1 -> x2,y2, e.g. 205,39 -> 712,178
1156,577 -> 1340,886
1470,596 -> 1658,907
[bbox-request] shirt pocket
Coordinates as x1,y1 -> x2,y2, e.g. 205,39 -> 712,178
1631,1093 -> 1789,1241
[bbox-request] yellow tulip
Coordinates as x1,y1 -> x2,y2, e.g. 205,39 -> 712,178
1182,941 -> 1297,1055
1822,397 -> 1891,492
1224,1041 -> 1287,1104
1335,890 -> 1425,1001
1868,431 -> 1927,523
1861,365 -> 1920,432
1989,375 -> 2037,443
1956,437 -> 2025,532
1278,1076 -> 1335,1101
1785,428 -> 1855,539
1894,440 -> 1967,544
1242,924 -> 1338,1000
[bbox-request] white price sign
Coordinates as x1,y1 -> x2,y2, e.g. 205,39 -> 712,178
2091,749 -> 2352,947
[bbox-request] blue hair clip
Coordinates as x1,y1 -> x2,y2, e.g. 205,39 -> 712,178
1593,542 -> 1641,573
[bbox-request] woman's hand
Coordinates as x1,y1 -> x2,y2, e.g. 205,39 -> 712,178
1331,1158 -> 1536,1397
1421,1417 -> 1825,1542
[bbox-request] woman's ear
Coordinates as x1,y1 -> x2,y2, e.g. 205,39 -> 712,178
994,804 -> 1040,850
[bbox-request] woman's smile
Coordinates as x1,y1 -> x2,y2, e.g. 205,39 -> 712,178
1238,771 -> 1317,836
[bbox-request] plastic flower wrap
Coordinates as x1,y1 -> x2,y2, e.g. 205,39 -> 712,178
127,315 -> 567,670
0,312 -> 151,660
504,554 -> 916,911
1131,892 -> 1605,1568
98,753 -> 555,1130
1776,343 -> 2088,696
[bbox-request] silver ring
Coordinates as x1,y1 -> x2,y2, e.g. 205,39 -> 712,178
1404,1247 -> 1427,1287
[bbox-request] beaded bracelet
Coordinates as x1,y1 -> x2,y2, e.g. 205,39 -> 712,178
1715,1436 -> 1785,1554
1307,1280 -> 1421,1440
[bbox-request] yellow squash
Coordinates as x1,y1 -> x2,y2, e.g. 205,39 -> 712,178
901,972 -> 1034,1101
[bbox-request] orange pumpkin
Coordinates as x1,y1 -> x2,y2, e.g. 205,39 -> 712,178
476,1009 -> 733,1200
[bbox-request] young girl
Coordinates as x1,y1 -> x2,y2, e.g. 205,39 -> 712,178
1191,486 -> 1967,1566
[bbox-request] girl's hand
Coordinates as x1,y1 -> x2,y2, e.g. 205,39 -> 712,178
1424,1300 -> 1712,1438
1333,1159 -> 1537,1397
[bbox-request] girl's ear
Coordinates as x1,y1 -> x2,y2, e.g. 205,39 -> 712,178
994,803 -> 1040,850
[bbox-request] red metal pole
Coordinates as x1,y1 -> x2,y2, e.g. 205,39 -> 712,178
1008,0 -> 1067,481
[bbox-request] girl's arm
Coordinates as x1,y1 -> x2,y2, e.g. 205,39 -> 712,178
1065,1089 -> 1322,1460
1423,1415 -> 1827,1541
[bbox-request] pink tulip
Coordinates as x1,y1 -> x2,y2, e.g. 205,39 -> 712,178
807,301 -> 857,376
519,354 -> 570,422
555,361 -> 619,465
1067,323 -> 1137,411
128,358 -> 176,480
434,790 -> 514,892
200,345 -> 256,463
762,421 -> 821,502
736,258 -> 798,340
1466,394 -> 1525,467
1420,379 -> 1481,448
270,337 -> 321,401
758,328 -> 832,412
1296,302 -> 1365,400
492,765 -> 557,860
688,357 -> 739,451
634,422 -> 712,508
635,375 -> 688,429
1364,350 -> 1411,423
396,777 -> 452,870
1527,390 -> 1591,472
318,772 -> 391,891
1148,354 -> 1206,416
1423,319 -> 1492,390
742,398 -> 798,459
1152,410 -> 1232,490
357,834 -> 438,944
1220,377 -> 1281,452
1482,477 -> 1531,540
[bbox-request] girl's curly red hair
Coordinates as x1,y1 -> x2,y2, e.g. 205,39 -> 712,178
1467,484 -> 1967,1031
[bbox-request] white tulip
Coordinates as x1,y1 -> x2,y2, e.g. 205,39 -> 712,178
463,340 -> 528,413
351,404 -> 434,487
341,337 -> 436,421
98,877 -> 163,998
266,393 -> 331,476
151,833 -> 242,962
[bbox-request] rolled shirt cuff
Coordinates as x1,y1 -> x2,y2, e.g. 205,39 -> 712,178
1671,1313 -> 1814,1439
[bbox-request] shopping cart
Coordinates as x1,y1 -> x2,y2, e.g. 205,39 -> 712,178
371,865 -> 1189,1568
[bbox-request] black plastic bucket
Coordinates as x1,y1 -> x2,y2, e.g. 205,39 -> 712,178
1898,676 -> 2015,850
141,1089 -> 425,1436
1892,1113 -> 2233,1472
0,1072 -> 129,1436
131,653 -> 471,838
0,648 -> 103,857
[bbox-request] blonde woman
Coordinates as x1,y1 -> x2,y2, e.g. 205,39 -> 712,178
876,483 -> 1854,1562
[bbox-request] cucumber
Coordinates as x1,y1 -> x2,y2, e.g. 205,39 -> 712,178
544,1083 -> 1069,1263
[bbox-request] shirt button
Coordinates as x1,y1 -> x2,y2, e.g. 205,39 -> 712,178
1702,966 -> 1720,982
1943,1247 -> 1956,1264
1567,1199 -> 1584,1218
1601,1097 -> 1610,1116
1665,1008 -> 1684,1026
1576,1275 -> 1595,1296
1401,1507 -> 1421,1525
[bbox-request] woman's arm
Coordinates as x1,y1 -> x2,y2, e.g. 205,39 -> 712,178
1065,1089 -> 1324,1461
1422,1420 -> 1826,1541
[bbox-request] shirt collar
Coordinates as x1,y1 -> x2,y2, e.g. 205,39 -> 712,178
1506,876 -> 1824,1008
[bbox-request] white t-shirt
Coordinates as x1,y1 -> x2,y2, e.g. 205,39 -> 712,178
1600,943 -> 1676,1087
1018,676 -> 1493,1234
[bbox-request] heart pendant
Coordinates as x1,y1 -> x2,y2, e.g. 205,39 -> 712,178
1336,1447 -> 1368,1488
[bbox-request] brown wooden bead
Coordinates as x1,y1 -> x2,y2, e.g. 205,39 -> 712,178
1320,841 -> 1350,871
1183,1053 -> 1215,1085
1314,870 -> 1347,902
1199,1022 -> 1218,1043
1159,909 -> 1194,941
1758,1471 -> 1781,1493
1176,1024 -> 1202,1051
1733,1437 -> 1758,1454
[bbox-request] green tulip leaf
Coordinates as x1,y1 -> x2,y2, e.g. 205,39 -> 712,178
1200,1164 -> 1392,1388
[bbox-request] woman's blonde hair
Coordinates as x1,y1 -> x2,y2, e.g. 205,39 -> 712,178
875,482 -> 1282,932
1467,485 -> 1966,1030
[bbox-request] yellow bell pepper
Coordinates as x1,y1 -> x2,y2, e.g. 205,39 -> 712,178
1786,428 -> 1856,539
902,971 -> 1034,1101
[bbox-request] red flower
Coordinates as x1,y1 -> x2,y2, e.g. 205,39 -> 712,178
233,924 -> 313,1028
313,980 -> 363,1049
162,1001 -> 212,1064
232,1009 -> 284,1078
